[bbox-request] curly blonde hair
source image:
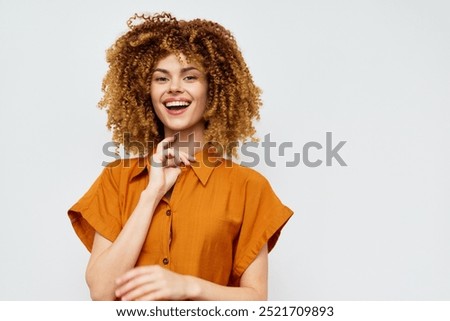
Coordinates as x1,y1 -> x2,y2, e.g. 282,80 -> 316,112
98,12 -> 262,156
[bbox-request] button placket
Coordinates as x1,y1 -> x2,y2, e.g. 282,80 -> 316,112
163,204 -> 173,267
161,169 -> 185,268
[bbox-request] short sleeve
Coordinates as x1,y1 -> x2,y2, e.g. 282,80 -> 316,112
231,172 -> 294,284
68,165 -> 122,252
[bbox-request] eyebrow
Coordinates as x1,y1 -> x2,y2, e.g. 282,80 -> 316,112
152,67 -> 200,74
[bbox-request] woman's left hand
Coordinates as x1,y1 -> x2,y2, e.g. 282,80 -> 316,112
115,265 -> 191,301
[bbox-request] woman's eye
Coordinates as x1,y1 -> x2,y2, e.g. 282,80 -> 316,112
184,75 -> 197,81
154,76 -> 168,82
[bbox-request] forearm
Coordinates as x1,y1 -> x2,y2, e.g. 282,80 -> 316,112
185,276 -> 267,301
86,190 -> 160,300
186,244 -> 268,301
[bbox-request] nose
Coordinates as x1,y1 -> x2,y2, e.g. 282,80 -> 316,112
168,77 -> 184,94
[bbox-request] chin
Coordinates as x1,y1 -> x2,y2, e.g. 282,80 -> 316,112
165,121 -> 190,131
163,122 -> 194,133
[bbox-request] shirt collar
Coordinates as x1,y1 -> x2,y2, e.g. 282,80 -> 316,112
130,148 -> 222,186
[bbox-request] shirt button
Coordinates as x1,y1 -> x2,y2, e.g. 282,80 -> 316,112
163,258 -> 169,265
166,209 -> 172,216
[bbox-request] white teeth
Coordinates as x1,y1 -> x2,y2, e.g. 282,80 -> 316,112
165,101 -> 190,107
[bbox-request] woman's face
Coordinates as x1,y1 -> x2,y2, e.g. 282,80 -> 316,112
151,53 -> 208,137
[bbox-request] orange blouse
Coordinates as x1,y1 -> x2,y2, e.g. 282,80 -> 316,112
68,150 -> 293,286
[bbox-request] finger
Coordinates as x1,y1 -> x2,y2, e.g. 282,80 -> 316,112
116,266 -> 157,286
175,151 -> 194,167
165,149 -> 188,167
159,148 -> 177,167
172,150 -> 183,167
177,153 -> 191,167
160,137 -> 176,150
164,148 -> 177,159
151,149 -> 172,167
134,289 -> 167,301
119,278 -> 163,301
179,151 -> 197,164
155,137 -> 176,155
165,157 -> 179,168
164,147 -> 183,161
115,273 -> 158,298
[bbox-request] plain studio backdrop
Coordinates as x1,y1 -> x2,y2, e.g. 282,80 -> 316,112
0,0 -> 449,300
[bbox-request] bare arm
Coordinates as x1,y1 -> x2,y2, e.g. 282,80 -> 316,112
86,138 -> 191,300
86,190 -> 160,300
115,244 -> 268,301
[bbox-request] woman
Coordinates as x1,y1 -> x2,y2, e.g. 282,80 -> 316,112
68,12 -> 293,301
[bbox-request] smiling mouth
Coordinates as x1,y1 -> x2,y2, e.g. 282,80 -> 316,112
164,101 -> 191,111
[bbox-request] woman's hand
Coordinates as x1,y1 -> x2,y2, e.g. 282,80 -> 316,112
115,265 -> 193,301
146,136 -> 193,199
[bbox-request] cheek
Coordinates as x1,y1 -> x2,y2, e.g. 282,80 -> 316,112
198,85 -> 208,106
150,87 -> 163,106
150,95 -> 165,121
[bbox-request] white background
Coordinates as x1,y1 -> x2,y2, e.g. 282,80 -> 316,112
0,0 -> 449,300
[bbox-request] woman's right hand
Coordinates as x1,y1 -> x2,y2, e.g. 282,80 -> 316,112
145,137 -> 192,199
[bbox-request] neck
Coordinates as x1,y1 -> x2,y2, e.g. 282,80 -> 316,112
164,124 -> 205,157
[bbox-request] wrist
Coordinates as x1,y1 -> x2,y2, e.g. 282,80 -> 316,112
184,275 -> 202,300
140,188 -> 162,204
